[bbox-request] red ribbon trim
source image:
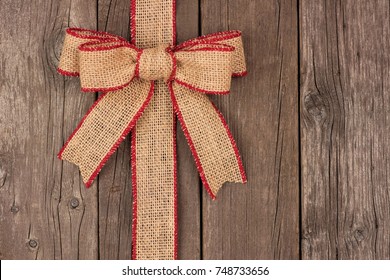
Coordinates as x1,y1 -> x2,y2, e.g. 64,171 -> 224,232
171,3 -> 179,258
57,68 -> 80,77
78,40 -> 139,52
80,79 -> 135,93
175,30 -> 242,51
232,71 -> 248,77
66,27 -> 127,41
131,126 -> 138,260
173,110 -> 178,260
174,79 -> 230,95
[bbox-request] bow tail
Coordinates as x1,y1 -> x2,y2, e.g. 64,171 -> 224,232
169,83 -> 247,199
58,79 -> 154,187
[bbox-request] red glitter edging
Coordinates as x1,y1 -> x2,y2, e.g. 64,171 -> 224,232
177,46 -> 234,52
78,40 -> 139,52
175,30 -> 242,51
130,0 -> 137,260
169,83 -> 216,200
131,126 -> 138,260
173,107 -> 178,260
134,49 -> 143,78
57,68 -> 79,77
130,0 -> 138,261
66,27 -> 127,41
210,102 -> 247,184
174,79 -> 230,95
172,0 -> 177,45
81,78 -> 134,93
232,71 -> 248,77
172,0 -> 178,260
130,0 -> 137,45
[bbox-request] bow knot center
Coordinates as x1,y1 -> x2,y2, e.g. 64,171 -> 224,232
138,45 -> 174,81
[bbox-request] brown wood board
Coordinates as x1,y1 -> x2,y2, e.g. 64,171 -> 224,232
300,0 -> 390,260
0,0 -> 388,260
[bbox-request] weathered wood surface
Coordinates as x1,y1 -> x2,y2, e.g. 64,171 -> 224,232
97,0 -> 133,260
0,0 -> 98,259
300,0 -> 390,259
201,0 -> 299,259
0,0 -> 389,260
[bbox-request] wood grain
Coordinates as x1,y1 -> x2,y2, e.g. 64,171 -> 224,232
1,0 -> 389,261
0,0 -> 98,259
201,0 -> 300,259
176,0 -> 202,260
97,0 -> 133,260
300,0 -> 390,259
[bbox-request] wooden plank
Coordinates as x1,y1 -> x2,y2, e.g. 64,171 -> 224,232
96,0 -> 201,259
97,0 -> 133,260
176,0 -> 202,260
201,0 -> 299,259
300,0 -> 390,259
0,0 -> 98,259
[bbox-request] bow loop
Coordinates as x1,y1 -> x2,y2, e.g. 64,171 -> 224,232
176,30 -> 247,77
174,44 -> 234,94
78,41 -> 139,92
57,28 -> 127,76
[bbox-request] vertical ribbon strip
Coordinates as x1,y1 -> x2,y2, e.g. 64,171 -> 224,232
131,0 -> 177,260
56,0 -> 247,260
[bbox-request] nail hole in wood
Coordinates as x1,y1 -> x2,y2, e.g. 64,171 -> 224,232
11,205 -> 19,213
70,198 -> 79,209
28,239 -> 38,248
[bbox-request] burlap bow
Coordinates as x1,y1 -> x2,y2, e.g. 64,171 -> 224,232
57,27 -> 247,199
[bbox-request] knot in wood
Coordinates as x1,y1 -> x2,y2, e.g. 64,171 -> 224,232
138,45 -> 174,81
11,205 -> 19,213
304,91 -> 327,122
28,239 -> 38,248
70,197 -> 80,209
354,228 -> 366,242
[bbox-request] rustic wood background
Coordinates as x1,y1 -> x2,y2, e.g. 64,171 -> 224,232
0,0 -> 389,260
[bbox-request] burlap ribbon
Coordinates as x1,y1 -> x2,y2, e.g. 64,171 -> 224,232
57,1 -> 247,259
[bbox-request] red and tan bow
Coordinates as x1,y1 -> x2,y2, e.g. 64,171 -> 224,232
57,27 -> 247,198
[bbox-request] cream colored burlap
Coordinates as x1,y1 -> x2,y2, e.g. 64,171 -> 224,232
57,0 -> 247,260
